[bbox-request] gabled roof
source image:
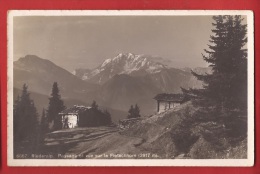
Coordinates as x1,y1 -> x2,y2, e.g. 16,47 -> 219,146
59,105 -> 91,115
154,93 -> 184,102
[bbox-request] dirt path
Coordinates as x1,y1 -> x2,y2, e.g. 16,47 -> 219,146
45,127 -> 118,145
43,126 -> 121,156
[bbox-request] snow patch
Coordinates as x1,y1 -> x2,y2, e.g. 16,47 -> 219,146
101,59 -> 112,68
92,69 -> 100,75
82,74 -> 90,80
141,58 -> 147,67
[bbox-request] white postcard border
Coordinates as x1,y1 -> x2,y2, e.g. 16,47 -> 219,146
7,10 -> 254,167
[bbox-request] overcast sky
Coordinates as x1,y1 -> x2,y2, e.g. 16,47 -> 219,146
13,15 -> 213,72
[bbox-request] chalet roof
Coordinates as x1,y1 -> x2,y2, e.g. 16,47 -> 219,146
154,93 -> 184,102
59,105 -> 91,115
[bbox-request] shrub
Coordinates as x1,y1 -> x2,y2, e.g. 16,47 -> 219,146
171,125 -> 199,153
170,106 -> 199,153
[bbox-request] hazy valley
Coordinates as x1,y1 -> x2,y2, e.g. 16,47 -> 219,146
14,53 -> 209,121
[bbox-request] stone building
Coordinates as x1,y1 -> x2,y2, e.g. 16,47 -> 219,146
59,105 -> 91,129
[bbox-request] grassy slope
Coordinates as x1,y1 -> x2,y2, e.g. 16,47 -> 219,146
41,102 -> 247,159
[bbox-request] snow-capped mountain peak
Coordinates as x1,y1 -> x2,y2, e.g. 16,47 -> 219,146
79,53 -> 167,84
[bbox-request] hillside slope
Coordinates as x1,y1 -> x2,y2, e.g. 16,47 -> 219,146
41,102 -> 246,159
14,55 -> 97,102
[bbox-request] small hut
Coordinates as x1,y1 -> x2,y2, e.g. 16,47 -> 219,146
154,93 -> 186,113
59,105 -> 91,129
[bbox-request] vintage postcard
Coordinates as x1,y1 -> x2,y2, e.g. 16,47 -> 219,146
7,10 -> 254,166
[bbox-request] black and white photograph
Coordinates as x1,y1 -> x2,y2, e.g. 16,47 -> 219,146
7,10 -> 254,166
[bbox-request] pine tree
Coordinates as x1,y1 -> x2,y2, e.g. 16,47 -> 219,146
133,104 -> 141,118
182,15 -> 248,141
13,84 -> 38,155
91,100 -> 98,110
127,105 -> 134,119
184,15 -> 247,111
226,15 -> 247,110
46,82 -> 66,131
127,104 -> 141,119
40,108 -> 49,133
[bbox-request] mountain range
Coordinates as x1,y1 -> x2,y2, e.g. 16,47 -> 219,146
75,53 -> 167,84
13,53 -> 210,120
14,55 -> 97,100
